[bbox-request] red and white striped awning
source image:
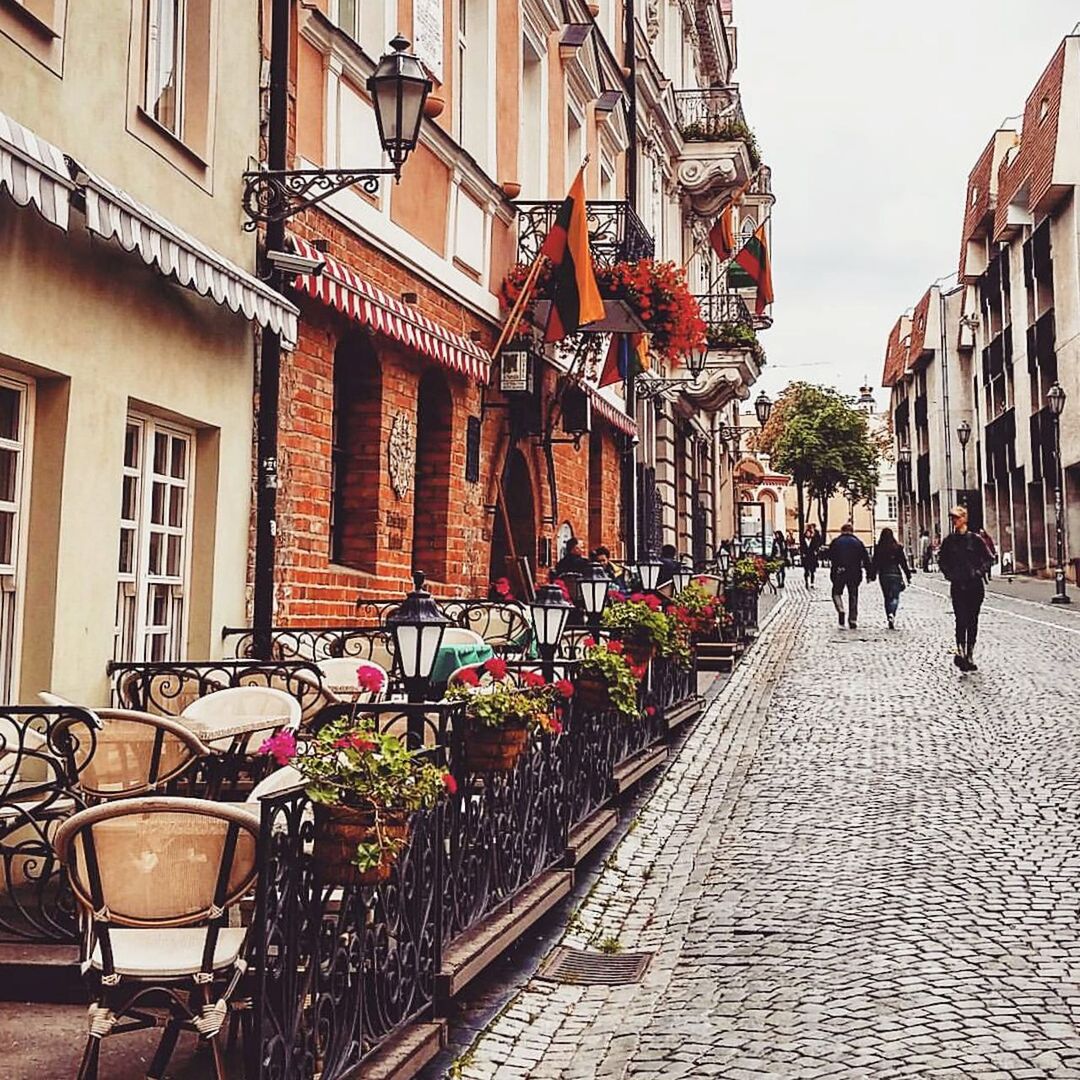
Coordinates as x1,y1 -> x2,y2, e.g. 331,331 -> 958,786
588,387 -> 637,437
291,237 -> 491,384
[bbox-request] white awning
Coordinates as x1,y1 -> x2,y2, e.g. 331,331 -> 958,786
0,109 -> 72,231
79,168 -> 298,347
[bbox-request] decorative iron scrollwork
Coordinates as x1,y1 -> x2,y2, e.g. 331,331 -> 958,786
241,168 -> 395,230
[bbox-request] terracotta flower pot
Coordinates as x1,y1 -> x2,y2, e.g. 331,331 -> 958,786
463,718 -> 530,771
313,804 -> 410,887
575,673 -> 613,713
501,180 -> 522,199
423,94 -> 445,119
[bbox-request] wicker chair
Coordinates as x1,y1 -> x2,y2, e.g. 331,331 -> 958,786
180,686 -> 301,754
54,797 -> 260,1080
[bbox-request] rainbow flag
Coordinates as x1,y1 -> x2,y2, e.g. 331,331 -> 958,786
541,167 -> 605,342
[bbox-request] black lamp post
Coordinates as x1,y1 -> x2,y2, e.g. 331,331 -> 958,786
717,547 -> 731,589
1048,382 -> 1070,604
898,446 -> 912,563
530,584 -> 574,680
638,557 -> 663,593
672,563 -> 694,595
956,419 -> 971,507
579,562 -> 612,630
386,572 -> 450,720
754,390 -> 773,428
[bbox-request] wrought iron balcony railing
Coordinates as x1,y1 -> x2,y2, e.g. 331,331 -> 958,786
675,87 -> 745,135
696,290 -> 754,331
515,200 -> 655,267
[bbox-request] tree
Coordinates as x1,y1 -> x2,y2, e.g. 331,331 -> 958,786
756,382 -> 884,538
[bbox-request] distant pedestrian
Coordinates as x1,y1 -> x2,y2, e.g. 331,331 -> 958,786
657,543 -> 680,586
938,506 -> 993,672
976,528 -> 997,582
827,522 -> 871,629
869,527 -> 912,630
919,529 -> 932,573
771,531 -> 789,588
801,524 -> 823,587
554,537 -> 590,577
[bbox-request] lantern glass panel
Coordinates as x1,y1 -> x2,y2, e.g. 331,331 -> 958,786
530,602 -> 570,647
639,561 -> 661,591
580,577 -> 610,616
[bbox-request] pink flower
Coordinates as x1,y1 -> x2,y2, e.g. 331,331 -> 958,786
629,592 -> 645,603
484,657 -> 509,680
356,664 -> 386,693
455,667 -> 481,687
443,773 -> 458,795
549,715 -> 564,735
520,670 -> 546,687
333,734 -> 376,753
646,706 -> 656,717
606,640 -> 624,655
259,729 -> 297,766
581,636 -> 596,649
555,679 -> 575,699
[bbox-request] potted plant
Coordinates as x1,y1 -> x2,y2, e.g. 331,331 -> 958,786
444,658 -> 571,771
258,718 -> 452,886
600,593 -> 670,666
670,581 -> 720,641
574,637 -> 642,719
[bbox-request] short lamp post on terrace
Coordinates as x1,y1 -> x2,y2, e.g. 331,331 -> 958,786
1048,382 -> 1070,604
530,584 -> 574,680
956,419 -> 972,506
717,548 -> 731,589
672,563 -> 694,595
387,572 -> 450,720
579,562 -> 613,631
638,557 -> 663,593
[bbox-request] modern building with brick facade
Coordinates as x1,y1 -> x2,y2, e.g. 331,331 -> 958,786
264,0 -> 774,616
883,32 -> 1080,577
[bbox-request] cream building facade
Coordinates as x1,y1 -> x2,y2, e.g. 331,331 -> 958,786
0,2 -> 296,700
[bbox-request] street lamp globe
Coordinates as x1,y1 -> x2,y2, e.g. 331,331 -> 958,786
578,562 -> 612,623
754,390 -> 773,428
687,342 -> 708,379
386,571 -> 449,701
956,419 -> 972,447
1049,382 -> 1067,417
368,36 -> 432,178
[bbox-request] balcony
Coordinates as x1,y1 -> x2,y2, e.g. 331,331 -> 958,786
674,86 -> 758,214
514,200 -> 654,267
682,291 -> 763,409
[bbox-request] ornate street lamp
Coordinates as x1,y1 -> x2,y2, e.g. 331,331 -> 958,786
731,537 -> 742,559
242,36 -> 432,227
579,562 -> 612,629
636,346 -> 708,399
687,343 -> 708,379
637,557 -> 663,593
386,571 -> 450,709
1048,382 -> 1070,604
530,584 -> 574,679
754,390 -> 773,428
956,419 -> 972,506
898,445 -> 912,564
672,563 -> 694,595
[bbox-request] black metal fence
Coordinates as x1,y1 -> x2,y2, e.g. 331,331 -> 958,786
514,200 -> 655,267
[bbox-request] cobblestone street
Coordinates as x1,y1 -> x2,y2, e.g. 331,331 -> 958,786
451,581 -> 1080,1079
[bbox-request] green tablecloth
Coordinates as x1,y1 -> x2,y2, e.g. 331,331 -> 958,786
431,641 -> 495,684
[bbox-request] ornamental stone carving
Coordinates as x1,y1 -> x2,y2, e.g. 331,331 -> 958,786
387,412 -> 415,500
677,154 -> 740,216
645,0 -> 660,42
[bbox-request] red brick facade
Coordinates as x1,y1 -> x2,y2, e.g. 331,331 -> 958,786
271,209 -> 626,618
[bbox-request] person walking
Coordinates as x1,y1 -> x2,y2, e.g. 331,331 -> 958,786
938,505 -> 993,672
771,530 -> 789,589
801,524 -> 823,587
828,522 -> 871,629
919,529 -> 932,573
976,528 -> 997,582
870,527 -> 912,630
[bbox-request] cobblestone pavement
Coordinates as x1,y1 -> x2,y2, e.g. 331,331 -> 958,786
448,581 -> 1080,1079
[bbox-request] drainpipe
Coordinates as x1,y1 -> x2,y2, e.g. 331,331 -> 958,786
252,0 -> 290,659
623,0 -> 639,558
938,284 -> 956,510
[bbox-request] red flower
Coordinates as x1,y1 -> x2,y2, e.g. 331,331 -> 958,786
630,664 -> 647,680
644,595 -> 662,611
484,657 -> 509,680
333,734 -> 376,753
492,576 -> 513,599
629,592 -> 645,603
549,715 -> 564,735
701,606 -> 715,619
356,664 -> 386,693
520,670 -> 546,687
646,706 -> 656,717
555,678 -> 574,699
609,590 -> 626,602
552,578 -> 572,602
259,730 -> 297,766
443,773 -> 458,795
606,640 -> 624,655
455,667 -> 481,687
581,636 -> 595,649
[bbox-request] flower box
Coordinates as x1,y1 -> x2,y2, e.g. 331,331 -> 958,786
313,804 -> 411,886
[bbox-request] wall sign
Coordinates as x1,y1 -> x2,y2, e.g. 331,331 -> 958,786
387,412 -> 415,500
465,416 -> 481,483
413,0 -> 444,83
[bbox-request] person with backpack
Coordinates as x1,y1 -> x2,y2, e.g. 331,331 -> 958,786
938,506 -> 993,672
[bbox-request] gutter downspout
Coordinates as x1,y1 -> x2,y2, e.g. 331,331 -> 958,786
623,0 -> 639,558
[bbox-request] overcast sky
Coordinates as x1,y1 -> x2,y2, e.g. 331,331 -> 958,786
733,1 -> 1079,407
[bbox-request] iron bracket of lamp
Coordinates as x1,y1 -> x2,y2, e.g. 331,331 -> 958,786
635,377 -> 704,400
241,167 -> 399,229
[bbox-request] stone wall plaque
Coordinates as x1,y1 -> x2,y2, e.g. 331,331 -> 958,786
388,412 -> 415,501
413,0 -> 444,83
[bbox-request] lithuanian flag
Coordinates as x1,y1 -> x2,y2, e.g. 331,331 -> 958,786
598,333 -> 649,388
728,224 -> 774,315
541,166 -> 605,342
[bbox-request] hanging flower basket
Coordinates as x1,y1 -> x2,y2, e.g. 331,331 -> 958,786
575,673 -> 614,713
313,804 -> 411,886
462,717 -> 531,771
621,634 -> 655,669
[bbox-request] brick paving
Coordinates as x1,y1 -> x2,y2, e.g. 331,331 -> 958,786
448,580 -> 1080,1079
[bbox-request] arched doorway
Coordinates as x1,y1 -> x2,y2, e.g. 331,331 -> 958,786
489,448 -> 537,597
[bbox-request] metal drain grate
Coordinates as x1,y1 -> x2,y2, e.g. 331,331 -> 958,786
537,946 -> 652,985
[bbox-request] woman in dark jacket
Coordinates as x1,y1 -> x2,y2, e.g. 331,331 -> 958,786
938,505 -> 993,672
800,524 -> 823,587
870,527 -> 912,630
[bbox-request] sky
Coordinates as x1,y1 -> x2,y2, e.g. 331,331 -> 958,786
733,0 -> 1079,407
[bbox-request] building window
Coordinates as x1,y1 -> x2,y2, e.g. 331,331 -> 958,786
331,336 -> 382,572
456,0 -> 491,167
520,34 -> 546,196
335,0 -> 359,39
887,494 -> 898,520
0,374 -> 32,704
115,414 -> 194,663
145,0 -> 185,135
599,153 -> 616,200
567,103 -> 584,186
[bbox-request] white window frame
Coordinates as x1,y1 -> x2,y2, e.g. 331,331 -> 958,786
0,372 -> 34,705
115,413 -> 195,664
519,28 -> 548,198
145,0 -> 186,137
566,97 -> 585,189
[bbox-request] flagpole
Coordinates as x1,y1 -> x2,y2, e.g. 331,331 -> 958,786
681,165 -> 764,273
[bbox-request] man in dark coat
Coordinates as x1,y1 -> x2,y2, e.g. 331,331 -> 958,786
827,523 -> 871,629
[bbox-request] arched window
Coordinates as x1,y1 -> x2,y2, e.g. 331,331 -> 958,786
740,216 -> 757,244
412,369 -> 454,581
331,334 -> 381,571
